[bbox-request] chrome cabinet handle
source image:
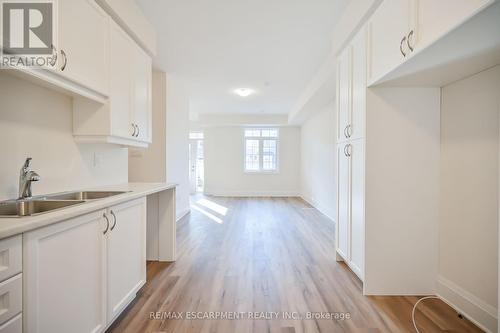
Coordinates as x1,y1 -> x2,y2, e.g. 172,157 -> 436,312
60,49 -> 67,71
103,213 -> 110,235
400,36 -> 407,57
131,124 -> 137,137
344,144 -> 352,157
110,210 -> 117,231
407,30 -> 414,52
343,124 -> 352,139
48,44 -> 58,67
136,125 -> 140,138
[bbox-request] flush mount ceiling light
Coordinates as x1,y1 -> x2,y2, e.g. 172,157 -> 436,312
234,88 -> 254,97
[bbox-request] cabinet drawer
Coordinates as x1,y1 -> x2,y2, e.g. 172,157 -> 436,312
0,314 -> 21,333
0,274 -> 22,325
0,236 -> 22,282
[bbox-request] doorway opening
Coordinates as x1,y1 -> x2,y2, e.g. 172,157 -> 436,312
189,132 -> 204,193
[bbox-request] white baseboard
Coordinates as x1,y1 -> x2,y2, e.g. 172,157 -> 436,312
437,275 -> 497,333
300,195 -> 335,221
204,190 -> 300,197
176,207 -> 190,221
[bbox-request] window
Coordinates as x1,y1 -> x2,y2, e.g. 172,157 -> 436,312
244,128 -> 279,172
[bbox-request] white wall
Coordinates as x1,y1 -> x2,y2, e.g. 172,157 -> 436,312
364,87 -> 441,295
203,126 -> 301,196
166,74 -> 190,218
439,65 -> 499,332
300,104 -> 336,220
0,73 -> 128,201
129,71 -> 190,219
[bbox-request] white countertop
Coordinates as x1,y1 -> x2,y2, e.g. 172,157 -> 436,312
0,182 -> 177,240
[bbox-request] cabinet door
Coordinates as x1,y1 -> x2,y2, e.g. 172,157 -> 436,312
367,0 -> 410,82
349,139 -> 365,279
132,45 -> 152,143
109,20 -> 134,139
337,144 -> 351,260
24,210 -> 107,333
350,28 -> 366,140
58,0 -> 109,95
106,198 -> 146,323
337,47 -> 351,143
416,0 -> 492,50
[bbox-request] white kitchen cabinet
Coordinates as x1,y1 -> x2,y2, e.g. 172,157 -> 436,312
0,236 -> 22,282
132,45 -> 153,143
349,139 -> 364,278
336,28 -> 366,282
367,0 -> 495,85
336,143 -> 351,261
73,20 -> 152,148
23,197 -> 147,332
57,0 -> 109,95
415,0 -> 492,51
2,0 -> 110,103
336,46 -> 351,143
336,139 -> 365,280
367,0 -> 412,82
106,198 -> 146,322
350,30 -> 366,141
337,28 -> 365,143
23,210 -> 107,333
108,20 -> 152,144
0,275 -> 22,326
108,19 -> 134,139
0,314 -> 22,333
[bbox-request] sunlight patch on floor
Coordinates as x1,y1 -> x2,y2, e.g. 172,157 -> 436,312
191,204 -> 224,224
196,198 -> 228,216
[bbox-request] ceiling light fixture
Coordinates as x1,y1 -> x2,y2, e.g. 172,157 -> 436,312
234,88 -> 254,97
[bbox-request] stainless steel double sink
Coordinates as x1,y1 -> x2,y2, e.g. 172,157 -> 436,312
0,191 -> 129,218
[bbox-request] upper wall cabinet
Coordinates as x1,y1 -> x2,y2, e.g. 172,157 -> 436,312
132,46 -> 153,143
108,19 -> 152,144
414,0 -> 492,53
367,0 -> 412,83
58,0 -> 109,96
73,20 -> 152,148
367,0 -> 495,86
3,0 -> 110,102
108,19 -> 134,140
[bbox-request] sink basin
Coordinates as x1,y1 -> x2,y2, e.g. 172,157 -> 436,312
0,200 -> 85,217
0,190 -> 131,218
47,191 -> 129,201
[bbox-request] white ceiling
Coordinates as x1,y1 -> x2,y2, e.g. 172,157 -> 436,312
136,0 -> 349,115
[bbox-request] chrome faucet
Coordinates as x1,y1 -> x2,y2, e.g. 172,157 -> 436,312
19,157 -> 40,199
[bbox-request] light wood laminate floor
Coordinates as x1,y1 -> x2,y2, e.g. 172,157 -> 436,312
107,196 -> 483,333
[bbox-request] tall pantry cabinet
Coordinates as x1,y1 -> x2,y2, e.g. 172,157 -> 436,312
335,23 -> 441,295
336,29 -> 366,280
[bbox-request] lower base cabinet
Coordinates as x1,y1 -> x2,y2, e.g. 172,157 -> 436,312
106,199 -> 147,323
23,198 -> 146,333
0,314 -> 22,333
